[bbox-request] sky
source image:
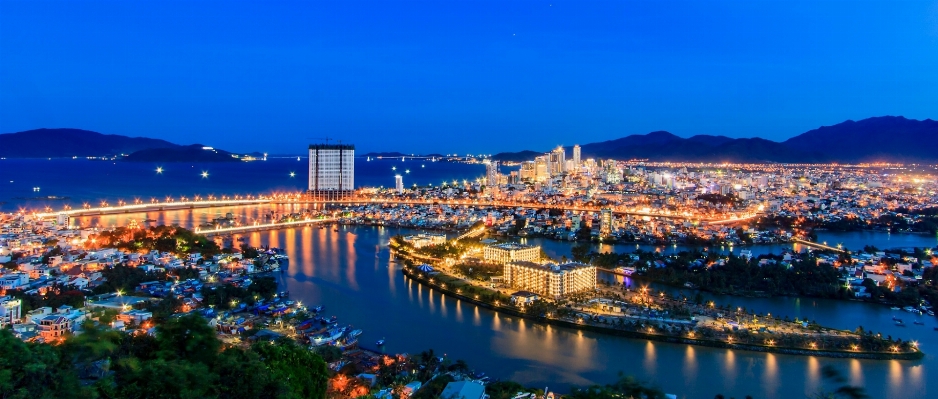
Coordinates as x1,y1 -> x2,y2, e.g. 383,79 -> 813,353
1,0 -> 937,155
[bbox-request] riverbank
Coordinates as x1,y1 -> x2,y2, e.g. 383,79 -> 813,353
400,265 -> 924,361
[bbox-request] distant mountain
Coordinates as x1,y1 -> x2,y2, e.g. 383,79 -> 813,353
489,150 -> 542,163
0,128 -> 260,162
123,145 -> 241,163
491,116 -> 938,163
0,128 -> 179,158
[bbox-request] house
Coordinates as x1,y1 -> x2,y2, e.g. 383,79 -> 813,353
38,315 -> 72,340
510,291 -> 539,306
439,381 -> 486,399
401,381 -> 422,397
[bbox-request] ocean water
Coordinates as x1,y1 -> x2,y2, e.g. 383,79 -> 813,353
0,157 -> 486,211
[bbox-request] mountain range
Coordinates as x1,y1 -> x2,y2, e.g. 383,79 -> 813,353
3,116 -> 937,163
0,128 -> 254,162
491,116 -> 938,163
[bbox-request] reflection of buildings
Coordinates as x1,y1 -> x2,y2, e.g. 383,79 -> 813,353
504,261 -> 596,299
308,143 -> 355,200
483,243 -> 540,264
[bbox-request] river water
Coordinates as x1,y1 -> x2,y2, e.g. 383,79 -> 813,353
45,205 -> 938,399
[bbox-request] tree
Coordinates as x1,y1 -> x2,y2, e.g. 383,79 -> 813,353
214,347 -> 277,399
0,329 -> 89,399
156,314 -> 221,366
251,338 -> 329,399
571,242 -> 592,263
114,357 -> 217,399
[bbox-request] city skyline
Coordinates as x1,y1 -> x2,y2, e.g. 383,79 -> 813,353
2,1 -> 937,154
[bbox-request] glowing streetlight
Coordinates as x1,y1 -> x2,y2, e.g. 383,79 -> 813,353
201,171 -> 209,178
156,167 -> 163,174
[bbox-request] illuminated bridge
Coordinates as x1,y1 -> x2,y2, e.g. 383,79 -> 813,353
196,217 -> 337,236
31,195 -> 760,224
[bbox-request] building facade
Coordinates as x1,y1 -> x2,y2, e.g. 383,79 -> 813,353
503,261 -> 597,299
483,243 -> 540,264
308,144 -> 355,200
485,160 -> 499,187
395,175 -> 404,194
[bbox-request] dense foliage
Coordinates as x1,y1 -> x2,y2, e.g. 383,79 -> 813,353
0,314 -> 328,399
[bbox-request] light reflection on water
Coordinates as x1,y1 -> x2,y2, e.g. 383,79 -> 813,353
78,211 -> 931,399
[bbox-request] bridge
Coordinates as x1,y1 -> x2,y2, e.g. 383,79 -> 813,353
291,198 -> 761,223
195,217 -> 337,236
35,198 -> 270,219
791,238 -> 848,253
31,195 -> 759,224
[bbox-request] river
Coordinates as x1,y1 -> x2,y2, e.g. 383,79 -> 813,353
61,205 -> 938,398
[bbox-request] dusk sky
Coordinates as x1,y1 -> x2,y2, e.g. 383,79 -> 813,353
2,0 -> 937,155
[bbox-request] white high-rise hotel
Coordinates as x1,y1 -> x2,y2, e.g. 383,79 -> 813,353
308,144 -> 355,200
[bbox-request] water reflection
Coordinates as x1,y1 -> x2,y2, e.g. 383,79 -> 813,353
86,216 -> 928,399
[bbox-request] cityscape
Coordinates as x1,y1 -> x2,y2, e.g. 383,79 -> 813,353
2,1 -> 937,399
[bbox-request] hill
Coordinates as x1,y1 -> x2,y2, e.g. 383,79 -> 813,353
0,128 -> 260,162
492,116 -> 938,163
0,128 -> 179,158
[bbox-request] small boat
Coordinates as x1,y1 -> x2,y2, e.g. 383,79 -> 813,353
329,315 -> 337,323
891,307 -> 901,311
929,311 -> 935,316
311,305 -> 323,313
893,316 -> 902,322
895,321 -> 906,327
914,321 -> 925,325
349,329 -> 363,338
376,338 -> 386,346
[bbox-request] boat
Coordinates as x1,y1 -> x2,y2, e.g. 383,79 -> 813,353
914,321 -> 925,325
375,338 -> 386,346
893,316 -> 902,322
904,306 -> 917,313
311,305 -> 323,313
895,321 -> 906,327
891,307 -> 901,310
329,315 -> 337,323
337,338 -> 358,351
310,327 -> 345,346
348,329 -> 363,338
929,311 -> 935,316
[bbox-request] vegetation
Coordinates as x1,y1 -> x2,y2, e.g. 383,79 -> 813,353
90,225 -> 221,258
0,314 -> 328,399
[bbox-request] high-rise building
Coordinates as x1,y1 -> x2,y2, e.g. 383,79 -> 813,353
395,175 -> 404,194
483,243 -> 540,264
600,208 -> 613,237
503,261 -> 597,299
572,145 -> 581,173
534,156 -> 549,182
549,147 -> 565,175
485,160 -> 499,186
308,144 -> 354,200
519,162 -> 536,181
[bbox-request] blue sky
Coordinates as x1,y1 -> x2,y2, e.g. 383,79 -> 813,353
1,0 -> 936,154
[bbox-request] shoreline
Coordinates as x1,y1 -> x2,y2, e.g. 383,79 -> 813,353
400,267 -> 924,361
